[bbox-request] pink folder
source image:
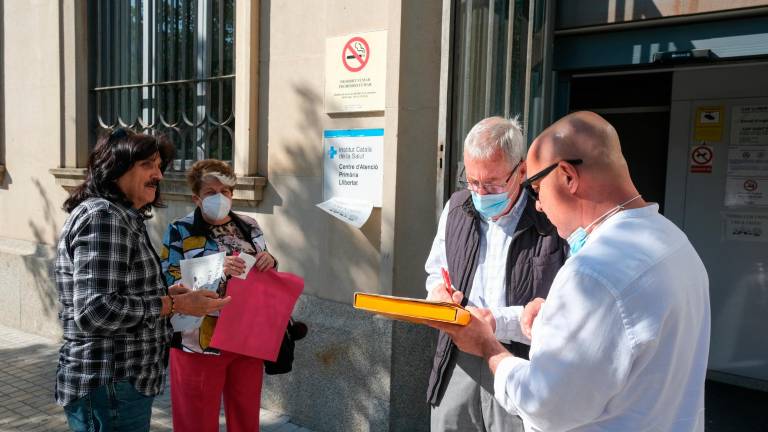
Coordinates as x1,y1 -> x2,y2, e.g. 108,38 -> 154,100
210,269 -> 304,361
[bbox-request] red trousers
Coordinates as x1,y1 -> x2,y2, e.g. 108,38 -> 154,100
170,348 -> 264,432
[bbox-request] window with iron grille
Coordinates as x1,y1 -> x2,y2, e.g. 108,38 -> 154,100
92,0 -> 235,172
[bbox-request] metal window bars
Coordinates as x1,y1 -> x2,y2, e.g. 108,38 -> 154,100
93,0 -> 235,172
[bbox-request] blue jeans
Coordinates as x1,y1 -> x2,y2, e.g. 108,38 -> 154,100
63,380 -> 154,432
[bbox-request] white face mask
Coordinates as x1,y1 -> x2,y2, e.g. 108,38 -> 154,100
201,193 -> 231,221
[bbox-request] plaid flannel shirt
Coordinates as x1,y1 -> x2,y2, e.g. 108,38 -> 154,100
55,198 -> 172,406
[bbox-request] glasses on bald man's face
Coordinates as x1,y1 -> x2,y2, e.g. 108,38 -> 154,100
522,159 -> 583,201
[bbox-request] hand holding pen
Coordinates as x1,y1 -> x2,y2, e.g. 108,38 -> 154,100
427,267 -> 464,304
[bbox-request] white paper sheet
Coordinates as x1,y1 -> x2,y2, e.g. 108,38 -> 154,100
170,252 -> 226,332
722,212 -> 768,242
232,252 -> 256,280
724,176 -> 768,208
316,197 -> 373,228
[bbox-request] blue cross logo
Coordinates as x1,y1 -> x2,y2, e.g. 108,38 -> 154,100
329,146 -> 337,159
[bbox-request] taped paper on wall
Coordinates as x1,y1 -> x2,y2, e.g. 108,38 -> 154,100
731,105 -> 768,146
316,197 -> 373,228
722,213 -> 768,242
724,177 -> 768,208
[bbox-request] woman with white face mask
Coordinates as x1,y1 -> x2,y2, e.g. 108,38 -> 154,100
159,159 -> 288,431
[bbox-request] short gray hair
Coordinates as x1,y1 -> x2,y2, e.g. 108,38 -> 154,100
463,116 -> 525,165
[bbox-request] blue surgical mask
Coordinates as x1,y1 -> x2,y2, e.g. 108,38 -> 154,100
567,227 -> 588,256
471,191 -> 511,220
566,194 -> 643,257
201,193 -> 232,221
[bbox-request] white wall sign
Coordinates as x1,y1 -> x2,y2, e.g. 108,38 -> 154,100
724,176 -> 768,208
322,128 -> 383,206
722,212 -> 768,242
727,147 -> 768,177
325,31 -> 387,113
725,109 -> 768,207
316,129 -> 383,228
731,105 -> 768,146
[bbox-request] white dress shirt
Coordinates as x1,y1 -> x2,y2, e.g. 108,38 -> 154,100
425,193 -> 529,344
494,204 -> 710,432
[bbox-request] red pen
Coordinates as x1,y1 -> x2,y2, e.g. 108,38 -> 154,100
441,267 -> 453,291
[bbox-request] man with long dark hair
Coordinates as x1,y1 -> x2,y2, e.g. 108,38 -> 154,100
55,129 -> 231,432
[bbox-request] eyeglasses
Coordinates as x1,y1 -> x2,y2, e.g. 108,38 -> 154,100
458,160 -> 522,194
522,159 -> 583,201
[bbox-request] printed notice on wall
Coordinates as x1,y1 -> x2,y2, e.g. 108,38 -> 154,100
724,177 -> 768,208
325,31 -> 387,113
727,147 -> 768,176
722,212 -> 768,242
731,105 -> 768,146
317,128 -> 383,228
725,107 -> 768,207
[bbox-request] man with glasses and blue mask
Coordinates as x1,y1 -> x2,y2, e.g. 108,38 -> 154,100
429,111 -> 710,432
424,116 -> 568,432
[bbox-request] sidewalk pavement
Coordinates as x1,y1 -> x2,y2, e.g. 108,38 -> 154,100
0,324 -> 313,432
4,323 -> 768,432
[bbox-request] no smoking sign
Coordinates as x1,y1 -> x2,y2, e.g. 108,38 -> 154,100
342,37 -> 370,72
744,179 -> 759,192
325,31 -> 387,113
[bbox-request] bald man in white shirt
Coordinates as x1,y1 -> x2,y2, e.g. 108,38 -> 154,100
431,111 -> 711,432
